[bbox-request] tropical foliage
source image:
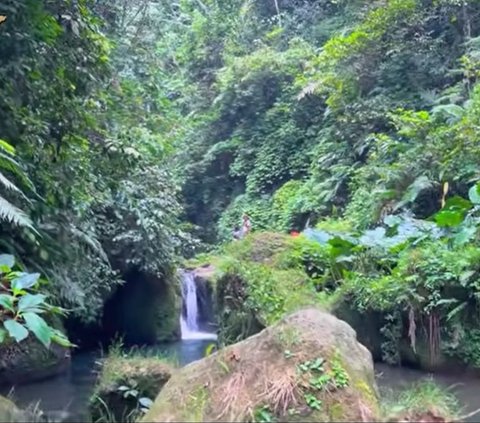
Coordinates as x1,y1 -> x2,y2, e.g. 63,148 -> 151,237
0,254 -> 70,347
2,0 -> 480,375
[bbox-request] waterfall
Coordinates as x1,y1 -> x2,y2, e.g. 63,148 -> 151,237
180,271 -> 217,340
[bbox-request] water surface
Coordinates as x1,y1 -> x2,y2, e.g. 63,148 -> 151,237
1,339 -> 213,422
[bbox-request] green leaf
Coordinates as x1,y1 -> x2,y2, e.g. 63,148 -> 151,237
50,328 -> 73,347
453,225 -> 477,246
433,210 -> 464,227
23,312 -> 51,348
0,254 -> 14,269
0,139 -> 16,155
11,272 -> 40,291
443,196 -> 472,213
4,319 -> 28,342
0,294 -> 15,312
0,328 -> 7,343
469,184 -> 480,205
18,294 -> 46,313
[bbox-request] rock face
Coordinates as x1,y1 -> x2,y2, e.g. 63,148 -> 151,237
0,337 -> 70,386
192,265 -> 216,331
143,308 -> 379,422
102,269 -> 181,344
90,354 -> 174,422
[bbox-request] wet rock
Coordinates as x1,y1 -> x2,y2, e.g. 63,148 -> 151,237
192,265 -> 216,330
143,308 -> 379,422
0,337 -> 70,386
102,269 -> 181,344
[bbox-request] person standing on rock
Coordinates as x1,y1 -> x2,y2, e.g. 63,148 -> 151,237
241,213 -> 251,237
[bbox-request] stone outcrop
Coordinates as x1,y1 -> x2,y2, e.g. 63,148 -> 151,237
143,308 -> 379,422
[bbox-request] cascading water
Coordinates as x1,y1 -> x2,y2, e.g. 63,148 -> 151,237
180,271 -> 217,340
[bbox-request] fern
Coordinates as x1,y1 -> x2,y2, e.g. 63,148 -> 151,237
0,139 -> 33,228
0,196 -> 32,227
0,171 -> 22,194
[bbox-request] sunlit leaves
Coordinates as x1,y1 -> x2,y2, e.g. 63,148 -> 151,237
3,320 -> 28,343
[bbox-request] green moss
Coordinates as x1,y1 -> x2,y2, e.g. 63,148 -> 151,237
276,326 -> 301,349
182,386 -> 209,422
222,232 -> 291,265
328,403 -> 344,421
355,380 -> 376,405
195,232 -> 333,344
154,275 -> 181,342
104,271 -> 180,343
184,252 -> 221,269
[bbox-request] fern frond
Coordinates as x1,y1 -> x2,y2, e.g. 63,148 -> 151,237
0,152 -> 35,192
0,139 -> 15,155
0,195 -> 32,227
0,171 -> 22,194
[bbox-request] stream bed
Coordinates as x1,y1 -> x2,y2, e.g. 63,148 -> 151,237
2,344 -> 480,422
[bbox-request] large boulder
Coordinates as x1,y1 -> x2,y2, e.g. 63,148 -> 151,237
90,353 -> 175,422
0,395 -> 27,422
0,337 -> 70,386
143,308 -> 379,422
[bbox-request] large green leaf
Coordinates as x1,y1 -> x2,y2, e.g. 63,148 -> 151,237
4,319 -> 28,342
18,294 -> 46,313
468,183 -> 480,205
11,272 -> 40,291
359,227 -> 387,248
0,254 -> 14,269
443,196 -> 472,213
453,225 -> 477,246
0,294 -> 15,312
434,210 -> 464,227
23,312 -> 51,348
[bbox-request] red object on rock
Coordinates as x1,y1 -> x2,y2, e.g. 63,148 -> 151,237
290,231 -> 300,237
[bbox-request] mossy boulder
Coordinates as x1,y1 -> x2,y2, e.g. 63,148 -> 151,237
193,232 -> 324,344
0,336 -> 70,386
143,308 -> 379,422
90,353 -> 175,422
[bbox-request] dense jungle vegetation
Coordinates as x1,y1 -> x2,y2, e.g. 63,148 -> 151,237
3,0 -> 480,384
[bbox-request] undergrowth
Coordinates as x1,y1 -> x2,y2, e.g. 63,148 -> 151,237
380,379 -> 460,422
